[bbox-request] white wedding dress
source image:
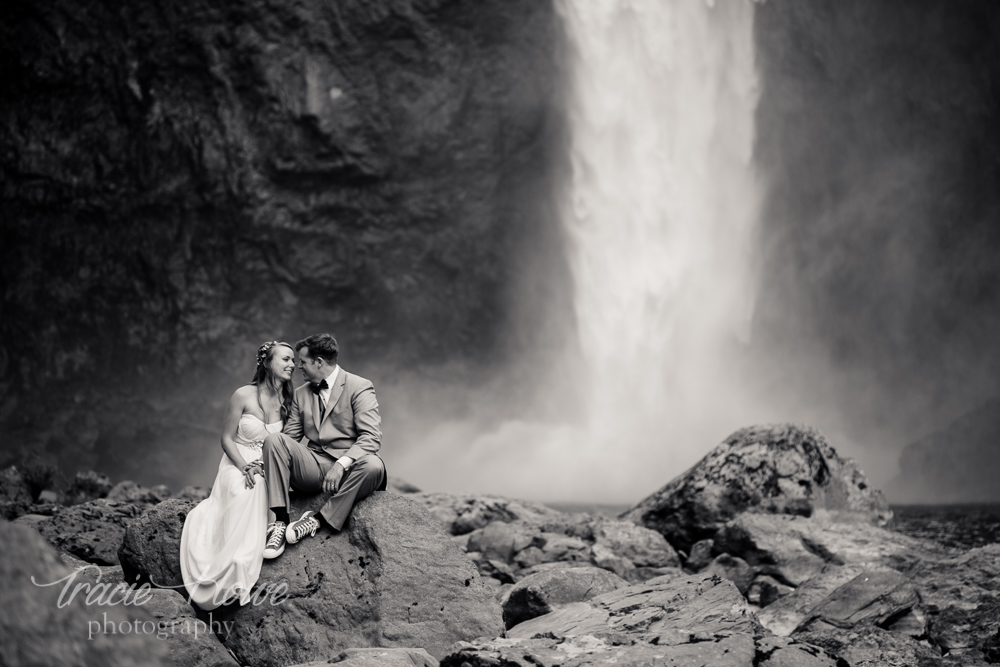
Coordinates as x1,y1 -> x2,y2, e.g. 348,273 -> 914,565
180,413 -> 282,610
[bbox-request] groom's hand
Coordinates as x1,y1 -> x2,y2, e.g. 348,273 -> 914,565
323,462 -> 345,494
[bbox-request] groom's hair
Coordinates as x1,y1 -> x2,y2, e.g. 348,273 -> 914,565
296,333 -> 339,364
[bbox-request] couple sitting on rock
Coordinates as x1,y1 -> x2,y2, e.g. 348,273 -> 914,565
179,333 -> 387,610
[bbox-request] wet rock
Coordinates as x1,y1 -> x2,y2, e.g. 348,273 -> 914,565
501,566 -> 628,629
704,553 -> 755,596
35,498 -> 144,565
795,569 -> 920,633
215,491 -> 503,663
66,470 -> 113,505
714,511 -> 949,587
757,565 -> 877,636
0,521 -> 169,666
119,498 -> 198,588
620,424 -> 892,553
507,573 -> 761,641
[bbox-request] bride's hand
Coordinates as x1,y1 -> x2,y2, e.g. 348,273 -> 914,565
243,462 -> 263,489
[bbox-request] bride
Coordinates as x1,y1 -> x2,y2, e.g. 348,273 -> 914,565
180,340 -> 295,610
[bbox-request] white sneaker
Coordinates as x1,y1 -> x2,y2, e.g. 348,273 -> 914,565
263,521 -> 286,559
285,511 -> 321,544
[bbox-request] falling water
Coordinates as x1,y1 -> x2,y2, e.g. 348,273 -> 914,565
552,0 -> 762,495
393,0 -> 763,503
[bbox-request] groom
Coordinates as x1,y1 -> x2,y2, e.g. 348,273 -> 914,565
261,333 -> 386,559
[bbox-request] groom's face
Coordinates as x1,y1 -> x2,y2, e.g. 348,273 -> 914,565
297,347 -> 326,384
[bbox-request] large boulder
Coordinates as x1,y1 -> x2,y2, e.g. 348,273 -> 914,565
215,491 -> 503,664
501,566 -> 629,629
119,497 -> 198,587
620,424 -> 893,552
34,498 -> 144,565
0,521 -> 169,666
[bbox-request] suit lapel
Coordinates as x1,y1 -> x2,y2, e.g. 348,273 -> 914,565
325,370 -> 347,421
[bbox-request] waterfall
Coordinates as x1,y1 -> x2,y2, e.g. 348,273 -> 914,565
552,0 -> 762,495
393,0 -> 763,503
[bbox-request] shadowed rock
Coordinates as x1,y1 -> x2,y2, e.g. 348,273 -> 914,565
119,497 -> 198,588
292,648 -> 439,666
620,424 -> 892,553
501,566 -> 628,629
0,521 -> 169,666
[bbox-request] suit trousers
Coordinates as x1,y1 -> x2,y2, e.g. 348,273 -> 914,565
262,432 -> 386,530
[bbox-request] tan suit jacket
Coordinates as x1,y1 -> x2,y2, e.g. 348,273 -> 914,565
282,368 -> 381,463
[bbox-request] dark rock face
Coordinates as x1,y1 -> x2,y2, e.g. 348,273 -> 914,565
0,0 -> 569,489
66,470 -> 114,506
35,498 -> 144,565
212,491 -> 503,664
119,497 -> 198,587
0,522 -> 170,666
620,424 -> 892,553
0,465 -> 33,519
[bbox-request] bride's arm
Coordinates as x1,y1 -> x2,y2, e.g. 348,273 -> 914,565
220,386 -> 253,470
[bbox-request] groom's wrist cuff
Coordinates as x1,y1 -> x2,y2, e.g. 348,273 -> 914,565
336,456 -> 354,470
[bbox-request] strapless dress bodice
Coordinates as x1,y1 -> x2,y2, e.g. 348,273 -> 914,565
234,414 -> 283,452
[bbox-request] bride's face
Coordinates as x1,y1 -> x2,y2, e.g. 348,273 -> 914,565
269,345 -> 295,382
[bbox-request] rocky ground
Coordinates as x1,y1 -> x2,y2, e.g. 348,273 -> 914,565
3,423 -> 1000,666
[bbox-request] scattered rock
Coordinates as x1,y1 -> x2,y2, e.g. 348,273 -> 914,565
119,498 -> 198,588
795,625 -> 942,667
0,521 -> 169,666
590,519 -> 680,568
795,570 -> 919,633
502,566 -> 628,629
465,521 -> 536,563
704,553 -> 755,595
65,470 -> 113,505
107,481 -> 171,508
215,491 -> 503,663
411,493 -> 566,535
295,647 -> 439,666
387,478 -> 422,494
35,499 -> 144,565
620,424 -> 893,553
685,538 -> 715,571
172,486 -> 211,502
747,574 -> 794,608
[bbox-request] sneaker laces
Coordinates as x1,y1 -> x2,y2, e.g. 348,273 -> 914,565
266,522 -> 286,550
290,514 -> 320,541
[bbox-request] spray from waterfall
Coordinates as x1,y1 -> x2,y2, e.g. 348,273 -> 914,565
391,0 -> 764,503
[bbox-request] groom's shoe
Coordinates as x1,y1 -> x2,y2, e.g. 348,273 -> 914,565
285,511 -> 321,544
263,521 -> 286,559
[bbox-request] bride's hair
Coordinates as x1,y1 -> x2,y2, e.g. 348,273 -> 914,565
251,341 -> 294,420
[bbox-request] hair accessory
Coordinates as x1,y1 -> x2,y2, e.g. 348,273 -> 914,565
256,340 -> 279,366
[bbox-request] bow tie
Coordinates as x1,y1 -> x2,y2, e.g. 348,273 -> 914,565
311,379 -> 328,394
